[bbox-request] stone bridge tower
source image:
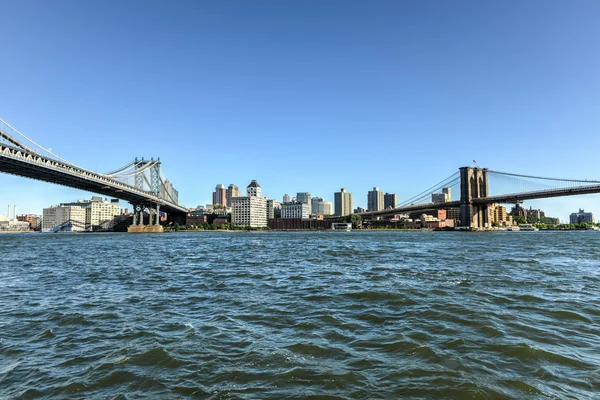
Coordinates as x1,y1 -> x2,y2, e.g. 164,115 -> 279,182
459,167 -> 491,229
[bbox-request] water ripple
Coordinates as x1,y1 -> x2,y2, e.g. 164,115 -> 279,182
1,231 -> 599,398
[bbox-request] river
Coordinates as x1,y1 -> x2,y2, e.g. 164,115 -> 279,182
1,231 -> 599,399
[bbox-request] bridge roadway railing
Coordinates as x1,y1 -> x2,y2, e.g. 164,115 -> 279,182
0,144 -> 186,213
474,184 -> 600,204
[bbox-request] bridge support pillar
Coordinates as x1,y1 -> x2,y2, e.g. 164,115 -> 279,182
459,167 -> 489,229
128,203 -> 163,233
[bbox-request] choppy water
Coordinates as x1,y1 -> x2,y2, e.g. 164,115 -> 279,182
1,231 -> 599,399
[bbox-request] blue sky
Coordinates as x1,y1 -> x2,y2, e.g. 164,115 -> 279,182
1,1 -> 599,222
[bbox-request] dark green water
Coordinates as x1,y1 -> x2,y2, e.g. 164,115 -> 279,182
1,231 -> 599,399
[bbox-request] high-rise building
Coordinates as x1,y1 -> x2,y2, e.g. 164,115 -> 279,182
367,187 -> 385,212
296,192 -> 311,204
283,194 -> 291,203
311,197 -> 323,214
247,180 -> 262,197
432,188 -> 452,203
213,184 -> 227,207
267,199 -> 281,219
443,188 -> 451,201
226,184 -> 241,206
281,202 -> 311,219
489,204 -> 513,226
231,180 -> 267,228
311,197 -> 332,215
334,188 -> 353,217
570,209 -> 594,224
384,193 -> 398,209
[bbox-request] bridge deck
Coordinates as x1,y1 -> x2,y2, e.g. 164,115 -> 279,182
0,144 -> 187,214
359,201 -> 461,218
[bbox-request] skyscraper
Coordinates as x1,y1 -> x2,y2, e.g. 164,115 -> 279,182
334,188 -> 353,216
213,184 -> 227,207
384,193 -> 398,209
231,180 -> 267,228
296,192 -> 311,204
283,194 -> 291,203
367,187 -> 385,212
432,187 -> 452,203
311,197 -> 333,215
226,184 -> 240,206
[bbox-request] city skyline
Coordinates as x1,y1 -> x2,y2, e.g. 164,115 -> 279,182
1,2 -> 600,222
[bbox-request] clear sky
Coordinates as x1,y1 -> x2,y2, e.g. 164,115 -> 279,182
1,1 -> 599,222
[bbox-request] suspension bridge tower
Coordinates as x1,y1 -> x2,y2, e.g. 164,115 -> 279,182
460,167 -> 492,229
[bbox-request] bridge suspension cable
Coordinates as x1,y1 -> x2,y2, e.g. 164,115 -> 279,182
398,172 -> 460,207
108,160 -> 159,178
487,170 -> 600,199
0,119 -> 76,166
104,160 -> 138,176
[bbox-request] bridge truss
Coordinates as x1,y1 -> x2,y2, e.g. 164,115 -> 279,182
0,119 -> 187,230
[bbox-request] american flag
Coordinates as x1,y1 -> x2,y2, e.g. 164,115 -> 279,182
473,159 -> 477,164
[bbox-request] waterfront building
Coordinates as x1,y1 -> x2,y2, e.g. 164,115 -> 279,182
0,206 -> 31,231
0,219 -> 30,231
42,205 -> 87,232
283,194 -> 291,203
226,184 -> 240,207
311,197 -> 333,215
231,180 -> 267,228
267,199 -> 281,219
17,214 -> 41,230
296,192 -> 311,205
570,209 -> 594,224
445,207 -> 460,222
281,202 -> 310,219
2,205 -> 20,222
268,218 -> 331,230
489,204 -> 513,226
384,193 -> 398,209
334,188 -> 353,216
367,187 -> 385,212
60,197 -> 121,230
213,184 -> 227,207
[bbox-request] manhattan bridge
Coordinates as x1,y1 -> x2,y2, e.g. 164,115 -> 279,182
0,119 -> 187,232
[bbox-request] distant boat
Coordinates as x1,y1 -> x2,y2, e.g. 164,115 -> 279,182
518,224 -> 539,231
586,226 -> 599,231
506,225 -> 520,232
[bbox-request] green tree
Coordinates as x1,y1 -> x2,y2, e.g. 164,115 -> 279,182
346,213 -> 362,229
513,216 -> 526,225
